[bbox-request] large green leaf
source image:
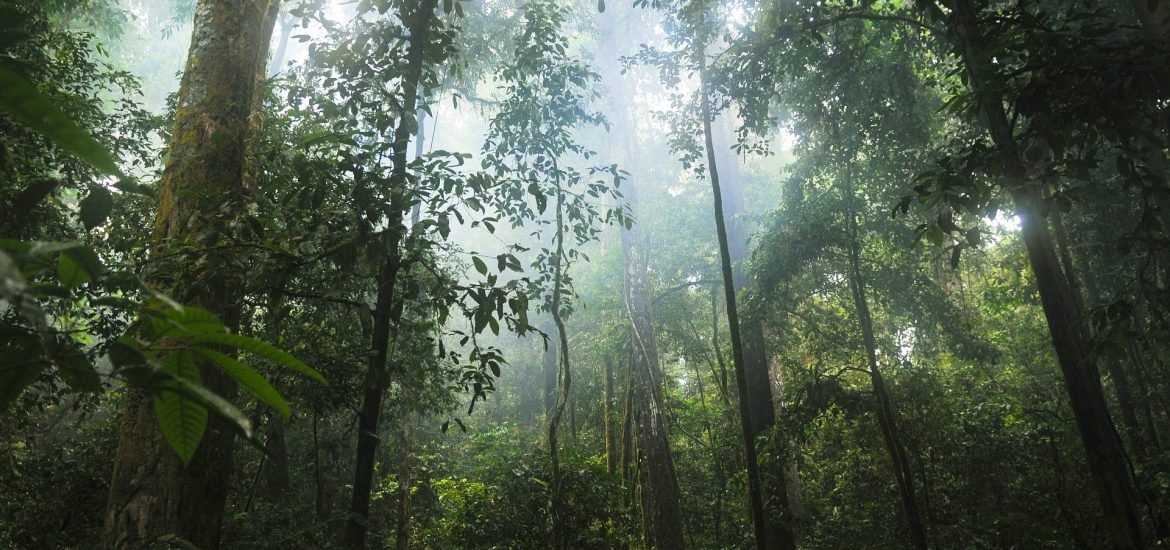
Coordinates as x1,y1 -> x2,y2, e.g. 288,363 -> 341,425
0,65 -> 124,178
146,304 -> 224,339
194,347 -> 291,420
56,347 -> 102,393
153,351 -> 207,464
57,252 -> 91,288
194,332 -> 326,384
162,371 -> 253,441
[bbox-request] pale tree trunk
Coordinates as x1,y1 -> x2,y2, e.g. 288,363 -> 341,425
765,340 -> 804,521
605,356 -> 618,475
395,409 -> 413,550
345,1 -> 438,546
598,9 -> 687,546
267,12 -> 294,76
102,1 -> 280,548
942,0 -> 1146,546
543,317 -> 560,415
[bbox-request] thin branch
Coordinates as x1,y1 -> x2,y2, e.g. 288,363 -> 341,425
277,289 -> 367,309
652,279 -> 722,305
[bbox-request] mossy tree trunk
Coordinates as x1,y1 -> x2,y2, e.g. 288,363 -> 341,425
620,178 -> 687,549
102,1 -> 280,548
597,9 -> 686,546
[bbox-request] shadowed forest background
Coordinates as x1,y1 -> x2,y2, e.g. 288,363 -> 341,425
2,0 -> 1169,548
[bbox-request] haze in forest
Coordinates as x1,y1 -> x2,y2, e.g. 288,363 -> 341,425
2,0 -> 1168,549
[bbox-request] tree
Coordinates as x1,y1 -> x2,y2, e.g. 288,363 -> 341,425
929,0 -> 1145,545
597,6 -> 687,547
102,1 -> 281,548
480,3 -> 628,546
343,1 -> 441,546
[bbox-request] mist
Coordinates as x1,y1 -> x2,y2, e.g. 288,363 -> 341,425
2,0 -> 1167,548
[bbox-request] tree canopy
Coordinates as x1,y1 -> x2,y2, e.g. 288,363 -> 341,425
2,0 -> 1168,548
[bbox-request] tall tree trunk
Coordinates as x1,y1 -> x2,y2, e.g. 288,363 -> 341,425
267,12 -> 294,76
102,2 -> 280,548
605,356 -> 618,475
395,410 -> 413,550
765,343 -> 804,522
345,2 -> 438,547
597,9 -> 687,546
697,41 -> 789,550
620,351 -> 635,489
260,414 -> 291,499
942,0 -> 1146,546
549,187 -> 574,550
543,318 -> 559,415
844,178 -> 928,549
713,112 -> 801,544
620,180 -> 687,549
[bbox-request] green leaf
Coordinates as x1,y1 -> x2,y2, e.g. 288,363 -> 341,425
164,305 -> 227,335
0,65 -> 124,178
154,352 -> 207,464
13,179 -> 59,212
107,338 -> 147,370
193,332 -> 325,384
194,347 -> 291,420
57,252 -> 90,288
56,348 -> 102,393
925,226 -> 945,247
473,255 -> 488,275
79,186 -> 114,230
63,246 -> 104,279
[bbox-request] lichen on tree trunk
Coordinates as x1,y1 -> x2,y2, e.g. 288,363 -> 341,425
102,1 -> 281,549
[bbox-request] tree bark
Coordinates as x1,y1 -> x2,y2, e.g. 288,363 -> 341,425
345,2 -> 438,547
543,318 -> 559,415
102,2 -> 279,548
620,180 -> 687,549
548,186 -> 575,550
260,414 -> 291,499
698,42 -> 790,550
844,177 -> 928,550
267,12 -> 294,76
942,0 -> 1146,546
395,411 -> 413,550
713,113 -> 801,544
597,10 -> 687,546
605,356 -> 618,475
